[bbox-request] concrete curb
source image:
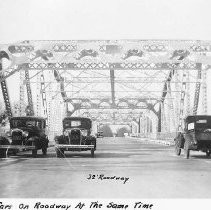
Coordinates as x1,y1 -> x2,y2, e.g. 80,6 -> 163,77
130,137 -> 175,146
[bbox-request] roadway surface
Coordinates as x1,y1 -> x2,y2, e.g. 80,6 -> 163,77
0,137 -> 211,198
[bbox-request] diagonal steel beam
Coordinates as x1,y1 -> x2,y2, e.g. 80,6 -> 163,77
193,64 -> 202,115
0,52 -> 12,118
25,69 -> 34,116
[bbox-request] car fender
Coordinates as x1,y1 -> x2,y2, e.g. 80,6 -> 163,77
54,135 -> 65,144
0,136 -> 10,145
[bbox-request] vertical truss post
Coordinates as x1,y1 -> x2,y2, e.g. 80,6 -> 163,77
40,72 -> 48,125
47,71 -> 52,139
138,117 -> 141,133
36,73 -> 41,116
186,70 -> 191,115
19,70 -> 25,116
178,70 -> 187,132
25,69 -> 34,116
146,117 -> 149,133
165,83 -> 171,132
157,103 -> 162,132
193,64 -> 202,115
161,102 -> 168,132
167,82 -> 176,131
110,69 -> 115,107
174,70 -> 180,128
202,65 -> 207,115
0,60 -> 12,118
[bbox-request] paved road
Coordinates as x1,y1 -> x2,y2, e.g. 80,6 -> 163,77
0,137 -> 211,198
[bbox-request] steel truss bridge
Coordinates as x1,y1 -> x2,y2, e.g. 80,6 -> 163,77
0,40 -> 211,139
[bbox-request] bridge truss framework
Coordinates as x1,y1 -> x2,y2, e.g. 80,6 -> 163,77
0,40 -> 210,138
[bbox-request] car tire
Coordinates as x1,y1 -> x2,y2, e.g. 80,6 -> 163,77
175,145 -> 181,156
91,148 -> 94,158
184,141 -> 190,159
32,149 -> 37,157
56,148 -> 64,158
12,150 -> 18,156
206,150 -> 211,157
0,137 -> 10,158
42,147 -> 47,155
0,149 -> 6,158
175,139 -> 181,156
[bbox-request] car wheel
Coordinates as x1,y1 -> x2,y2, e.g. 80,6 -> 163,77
175,140 -> 181,156
175,146 -> 181,156
0,149 -> 6,158
206,150 -> 211,157
42,147 -> 47,155
32,149 -> 37,157
91,148 -> 95,158
184,141 -> 190,159
12,150 -> 18,156
56,148 -> 64,158
31,141 -> 37,157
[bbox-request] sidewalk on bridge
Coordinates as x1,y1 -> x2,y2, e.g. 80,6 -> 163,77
129,136 -> 175,146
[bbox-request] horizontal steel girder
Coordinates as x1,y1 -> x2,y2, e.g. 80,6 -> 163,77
64,97 -> 159,103
1,40 -> 211,83
15,62 -> 203,70
0,62 -> 202,83
74,106 -> 148,110
2,40 -> 211,53
27,79 -> 204,84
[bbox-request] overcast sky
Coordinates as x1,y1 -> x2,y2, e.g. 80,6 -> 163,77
0,0 -> 211,42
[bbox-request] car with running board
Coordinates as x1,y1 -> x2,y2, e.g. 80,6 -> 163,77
0,116 -> 49,158
174,115 -> 211,159
54,117 -> 97,158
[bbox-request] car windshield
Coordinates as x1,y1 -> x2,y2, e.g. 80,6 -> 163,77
63,118 -> 91,129
67,120 -> 81,127
195,119 -> 211,130
10,119 -> 42,129
187,118 -> 211,131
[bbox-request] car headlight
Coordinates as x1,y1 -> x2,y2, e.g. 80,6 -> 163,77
23,131 -> 29,137
64,131 -> 69,136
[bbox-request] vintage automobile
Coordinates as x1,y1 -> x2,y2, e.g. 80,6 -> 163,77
174,115 -> 211,159
54,117 -> 97,158
0,116 -> 49,158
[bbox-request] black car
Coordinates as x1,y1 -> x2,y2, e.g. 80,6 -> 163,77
175,115 -> 211,159
54,117 -> 97,158
0,116 -> 49,158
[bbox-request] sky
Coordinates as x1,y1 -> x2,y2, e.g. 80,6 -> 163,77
0,0 -> 211,114
0,0 -> 211,41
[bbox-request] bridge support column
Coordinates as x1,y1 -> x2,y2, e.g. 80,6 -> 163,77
19,70 -> 25,116
138,118 -> 141,133
157,103 -> 161,132
110,69 -> 115,107
202,65 -> 207,114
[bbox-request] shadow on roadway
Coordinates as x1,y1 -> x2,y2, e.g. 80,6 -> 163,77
190,154 -> 211,159
0,157 -> 29,168
57,152 -> 150,159
2,151 -> 151,159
